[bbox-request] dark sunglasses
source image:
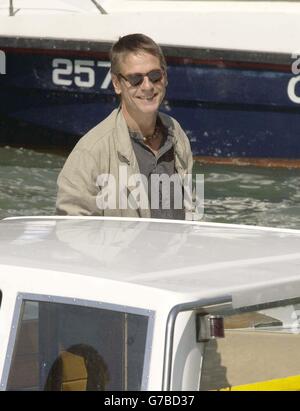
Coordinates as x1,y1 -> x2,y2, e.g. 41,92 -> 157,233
118,69 -> 164,87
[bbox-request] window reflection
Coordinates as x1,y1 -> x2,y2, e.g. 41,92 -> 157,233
6,300 -> 148,391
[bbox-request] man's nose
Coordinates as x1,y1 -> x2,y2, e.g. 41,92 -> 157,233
141,75 -> 153,89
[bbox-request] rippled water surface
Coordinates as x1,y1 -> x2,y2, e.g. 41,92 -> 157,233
0,146 -> 65,219
1,146 -> 300,229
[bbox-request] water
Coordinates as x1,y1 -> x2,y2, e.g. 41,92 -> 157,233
1,145 -> 300,229
202,165 -> 300,228
0,146 -> 65,219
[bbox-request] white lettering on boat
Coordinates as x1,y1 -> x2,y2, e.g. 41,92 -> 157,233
287,54 -> 300,104
291,53 -> 300,75
0,50 -> 5,75
287,76 -> 300,104
52,58 -> 111,89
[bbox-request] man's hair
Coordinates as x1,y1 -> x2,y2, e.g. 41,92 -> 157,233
110,33 -> 167,75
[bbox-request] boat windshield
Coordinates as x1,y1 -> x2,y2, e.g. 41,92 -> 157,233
5,298 -> 149,391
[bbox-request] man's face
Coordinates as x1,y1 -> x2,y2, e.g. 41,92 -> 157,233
112,52 -> 167,117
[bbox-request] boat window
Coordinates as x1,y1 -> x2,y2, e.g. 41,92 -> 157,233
200,300 -> 300,391
5,299 -> 149,391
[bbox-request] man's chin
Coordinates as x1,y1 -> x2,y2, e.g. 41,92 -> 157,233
136,101 -> 160,115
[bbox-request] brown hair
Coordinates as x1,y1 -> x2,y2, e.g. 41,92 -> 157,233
110,33 -> 167,75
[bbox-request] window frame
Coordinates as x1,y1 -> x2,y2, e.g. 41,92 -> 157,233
0,292 -> 155,391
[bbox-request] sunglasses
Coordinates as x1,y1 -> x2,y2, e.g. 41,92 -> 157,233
118,69 -> 164,87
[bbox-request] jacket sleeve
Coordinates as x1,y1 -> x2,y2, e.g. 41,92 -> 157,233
55,148 -> 103,216
181,127 -> 194,176
174,123 -> 204,221
181,131 -> 203,221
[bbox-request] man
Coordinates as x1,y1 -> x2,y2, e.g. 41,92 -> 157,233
56,33 -> 194,219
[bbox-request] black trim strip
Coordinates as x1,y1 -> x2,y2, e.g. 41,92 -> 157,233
164,99 -> 300,114
0,35 -> 293,68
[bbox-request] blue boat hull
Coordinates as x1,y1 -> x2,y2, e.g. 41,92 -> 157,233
1,37 -> 300,166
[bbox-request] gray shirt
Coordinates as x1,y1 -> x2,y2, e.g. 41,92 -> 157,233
129,123 -> 185,220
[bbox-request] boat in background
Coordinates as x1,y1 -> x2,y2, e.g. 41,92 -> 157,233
1,1 -> 300,167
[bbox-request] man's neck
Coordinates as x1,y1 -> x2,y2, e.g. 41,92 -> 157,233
122,106 -> 158,137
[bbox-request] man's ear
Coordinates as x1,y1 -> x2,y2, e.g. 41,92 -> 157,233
111,73 -> 122,95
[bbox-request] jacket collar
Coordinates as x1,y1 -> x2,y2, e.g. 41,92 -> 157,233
114,106 -> 189,174
114,107 -> 136,166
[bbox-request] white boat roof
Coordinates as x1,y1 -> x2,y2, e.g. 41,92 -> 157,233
1,1 -> 300,54
1,216 -> 300,309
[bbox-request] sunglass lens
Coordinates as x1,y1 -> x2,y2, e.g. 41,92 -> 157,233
148,70 -> 163,83
127,74 -> 144,87
125,70 -> 163,86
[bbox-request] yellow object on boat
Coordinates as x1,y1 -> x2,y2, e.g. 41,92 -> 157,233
220,374 -> 300,391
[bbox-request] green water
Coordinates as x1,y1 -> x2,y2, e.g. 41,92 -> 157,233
1,145 -> 300,229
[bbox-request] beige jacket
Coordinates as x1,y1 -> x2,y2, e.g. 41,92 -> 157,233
56,108 -> 194,218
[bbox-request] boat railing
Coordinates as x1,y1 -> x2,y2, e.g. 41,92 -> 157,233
7,0 -> 108,16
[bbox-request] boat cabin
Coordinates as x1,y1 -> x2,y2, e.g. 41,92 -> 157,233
1,216 -> 300,391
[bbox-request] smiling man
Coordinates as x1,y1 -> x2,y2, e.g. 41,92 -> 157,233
56,34 -> 194,219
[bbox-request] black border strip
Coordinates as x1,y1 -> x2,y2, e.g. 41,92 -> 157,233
0,35 -> 293,69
